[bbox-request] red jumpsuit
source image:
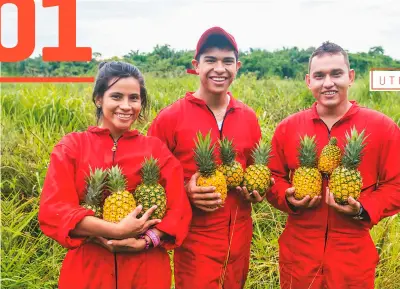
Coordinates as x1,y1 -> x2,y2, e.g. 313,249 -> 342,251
148,92 -> 261,289
38,126 -> 192,289
267,101 -> 400,289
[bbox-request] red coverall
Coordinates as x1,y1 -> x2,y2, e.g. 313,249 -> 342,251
38,126 -> 192,289
267,101 -> 400,289
148,92 -> 261,289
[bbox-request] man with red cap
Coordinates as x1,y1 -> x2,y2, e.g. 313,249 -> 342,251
148,27 -> 269,289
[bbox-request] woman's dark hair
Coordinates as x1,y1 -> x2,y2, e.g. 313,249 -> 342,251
92,61 -> 148,123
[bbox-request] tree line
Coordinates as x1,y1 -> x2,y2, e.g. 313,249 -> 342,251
2,45 -> 399,79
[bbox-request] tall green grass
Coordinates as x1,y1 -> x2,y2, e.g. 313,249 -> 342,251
1,74 -> 399,288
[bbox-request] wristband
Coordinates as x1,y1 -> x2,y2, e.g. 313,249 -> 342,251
145,229 -> 161,247
352,203 -> 365,220
139,235 -> 150,250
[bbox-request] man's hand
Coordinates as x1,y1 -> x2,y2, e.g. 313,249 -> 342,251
186,172 -> 222,212
325,187 -> 361,216
90,236 -> 147,253
285,187 -> 322,209
237,178 -> 275,204
237,186 -> 264,203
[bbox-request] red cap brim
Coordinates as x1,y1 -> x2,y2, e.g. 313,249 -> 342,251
186,68 -> 198,75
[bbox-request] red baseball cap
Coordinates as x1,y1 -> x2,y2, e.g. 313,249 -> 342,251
187,26 -> 238,75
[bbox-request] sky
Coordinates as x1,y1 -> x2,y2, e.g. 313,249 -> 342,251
1,0 -> 400,60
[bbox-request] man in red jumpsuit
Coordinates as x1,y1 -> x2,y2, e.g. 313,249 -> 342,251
267,41 -> 400,289
148,27 -> 267,289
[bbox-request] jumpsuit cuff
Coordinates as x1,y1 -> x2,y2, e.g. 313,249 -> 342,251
60,208 -> 95,249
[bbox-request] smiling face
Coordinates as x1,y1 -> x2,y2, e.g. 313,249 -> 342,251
96,77 -> 141,138
306,53 -> 355,109
192,47 -> 241,96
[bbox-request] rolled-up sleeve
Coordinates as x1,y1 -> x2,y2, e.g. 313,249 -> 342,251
154,142 -> 192,250
38,143 -> 94,249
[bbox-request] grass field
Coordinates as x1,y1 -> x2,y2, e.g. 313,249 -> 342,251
1,74 -> 399,288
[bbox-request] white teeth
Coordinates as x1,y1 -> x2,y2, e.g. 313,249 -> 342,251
323,91 -> 336,95
211,77 -> 225,81
116,113 -> 132,119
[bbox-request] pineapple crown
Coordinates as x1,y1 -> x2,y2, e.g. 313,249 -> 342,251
140,156 -> 160,185
329,137 -> 338,146
298,135 -> 318,167
219,137 -> 236,165
341,127 -> 367,169
251,139 -> 271,165
84,166 -> 107,206
193,130 -> 217,176
107,165 -> 127,192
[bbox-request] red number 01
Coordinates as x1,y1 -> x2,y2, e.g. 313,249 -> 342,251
0,0 -> 92,62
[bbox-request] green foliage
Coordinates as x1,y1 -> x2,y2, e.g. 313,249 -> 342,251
2,45 -> 399,79
1,76 -> 399,289
1,193 -> 65,288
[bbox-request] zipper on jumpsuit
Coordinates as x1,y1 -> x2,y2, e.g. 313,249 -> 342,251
319,120 -> 341,274
111,135 -> 122,289
205,106 -> 233,139
206,105 -> 235,288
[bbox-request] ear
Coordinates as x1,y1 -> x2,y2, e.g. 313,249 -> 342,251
348,69 -> 355,86
305,74 -> 311,89
236,60 -> 242,71
95,96 -> 103,107
191,58 -> 199,74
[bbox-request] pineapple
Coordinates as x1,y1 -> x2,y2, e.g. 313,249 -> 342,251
134,156 -> 167,220
81,166 -> 107,217
318,137 -> 341,175
293,135 -> 322,199
103,165 -> 136,223
194,131 -> 228,203
329,127 -> 366,205
242,140 -> 272,197
217,137 -> 244,189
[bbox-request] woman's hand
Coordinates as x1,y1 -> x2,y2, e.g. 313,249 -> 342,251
115,205 -> 161,239
90,236 -> 148,253
71,205 -> 161,240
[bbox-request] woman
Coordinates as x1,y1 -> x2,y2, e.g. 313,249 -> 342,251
38,61 -> 192,289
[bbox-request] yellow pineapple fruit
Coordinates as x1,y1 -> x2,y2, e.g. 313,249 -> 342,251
318,137 -> 341,175
103,165 -> 136,223
81,166 -> 107,217
329,127 -> 366,205
242,139 -> 272,197
134,156 -> 167,220
194,131 -> 227,204
217,137 -> 244,189
293,135 -> 322,199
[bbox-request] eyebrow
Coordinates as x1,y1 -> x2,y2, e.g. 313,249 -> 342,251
204,56 -> 235,61
313,68 -> 345,76
111,92 -> 140,96
331,69 -> 344,74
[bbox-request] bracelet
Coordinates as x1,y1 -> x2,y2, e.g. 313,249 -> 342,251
145,229 -> 161,248
139,235 -> 150,250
